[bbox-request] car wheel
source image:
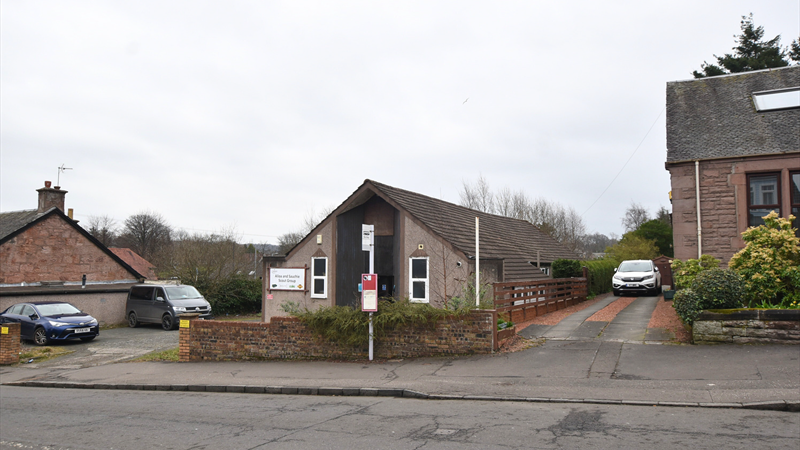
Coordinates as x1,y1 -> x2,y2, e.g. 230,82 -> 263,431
127,311 -> 139,328
161,314 -> 177,331
33,327 -> 49,346
80,336 -> 96,342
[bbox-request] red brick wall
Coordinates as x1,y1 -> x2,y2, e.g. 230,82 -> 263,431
180,312 -> 495,362
0,215 -> 137,284
0,323 -> 21,365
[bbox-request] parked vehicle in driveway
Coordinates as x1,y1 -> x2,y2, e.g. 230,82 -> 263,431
125,284 -> 212,330
0,301 -> 99,346
612,260 -> 662,296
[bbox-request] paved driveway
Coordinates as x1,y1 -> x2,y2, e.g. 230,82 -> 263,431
18,324 -> 179,370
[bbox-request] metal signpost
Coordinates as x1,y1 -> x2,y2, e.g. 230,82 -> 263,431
361,224 -> 376,360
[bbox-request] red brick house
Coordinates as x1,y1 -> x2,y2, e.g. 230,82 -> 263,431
0,182 -> 145,324
666,66 -> 800,265
262,179 -> 578,320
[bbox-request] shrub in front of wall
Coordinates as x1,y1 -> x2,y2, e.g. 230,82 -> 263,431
552,259 -> 583,279
582,259 -> 616,296
672,288 -> 702,325
728,212 -> 800,308
672,268 -> 745,325
671,255 -> 720,290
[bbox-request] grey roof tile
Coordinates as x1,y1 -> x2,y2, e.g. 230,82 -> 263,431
666,66 -> 800,163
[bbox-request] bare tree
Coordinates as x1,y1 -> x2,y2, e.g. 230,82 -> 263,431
275,206 -> 335,255
459,175 -> 495,213
117,211 -> 172,265
458,177 -> 587,253
621,202 -> 650,232
86,215 -> 117,247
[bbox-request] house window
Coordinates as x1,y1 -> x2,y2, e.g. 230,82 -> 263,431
752,88 -> 800,112
311,257 -> 327,298
748,173 -> 781,227
540,267 -> 550,276
792,171 -> 800,237
409,257 -> 429,303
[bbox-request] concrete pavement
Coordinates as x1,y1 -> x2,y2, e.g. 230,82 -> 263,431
1,296 -> 799,411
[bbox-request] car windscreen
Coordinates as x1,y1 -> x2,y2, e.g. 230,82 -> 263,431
165,286 -> 203,300
36,303 -> 82,316
618,261 -> 652,272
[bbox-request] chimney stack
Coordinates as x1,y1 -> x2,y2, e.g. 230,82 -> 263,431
36,181 -> 68,213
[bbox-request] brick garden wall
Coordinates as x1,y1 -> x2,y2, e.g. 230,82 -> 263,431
179,311 -> 495,362
0,323 -> 21,365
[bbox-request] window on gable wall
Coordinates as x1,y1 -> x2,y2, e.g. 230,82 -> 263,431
311,257 -> 327,298
409,257 -> 429,303
792,171 -> 800,237
747,173 -> 781,227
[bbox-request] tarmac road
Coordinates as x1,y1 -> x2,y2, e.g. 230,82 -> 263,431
1,386 -> 798,450
17,323 -> 179,369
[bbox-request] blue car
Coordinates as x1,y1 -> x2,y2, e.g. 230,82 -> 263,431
0,301 -> 99,346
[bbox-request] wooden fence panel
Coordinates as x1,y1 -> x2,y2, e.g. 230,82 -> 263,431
493,278 -> 588,323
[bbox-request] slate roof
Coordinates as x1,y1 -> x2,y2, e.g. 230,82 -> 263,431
0,209 -> 44,242
666,65 -> 800,163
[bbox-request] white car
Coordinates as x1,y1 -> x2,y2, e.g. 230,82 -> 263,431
612,260 -> 662,296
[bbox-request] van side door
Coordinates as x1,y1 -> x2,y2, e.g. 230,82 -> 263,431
129,286 -> 155,321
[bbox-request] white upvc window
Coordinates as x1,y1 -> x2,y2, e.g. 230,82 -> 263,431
311,257 -> 327,298
409,257 -> 429,303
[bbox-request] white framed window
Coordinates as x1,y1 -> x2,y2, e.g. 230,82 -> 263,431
311,257 -> 327,298
409,257 -> 429,303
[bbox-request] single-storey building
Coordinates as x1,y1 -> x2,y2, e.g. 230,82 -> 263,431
262,179 -> 578,320
666,66 -> 800,265
0,182 -> 145,324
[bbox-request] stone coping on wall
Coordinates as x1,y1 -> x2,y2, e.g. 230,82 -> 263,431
697,309 -> 800,321
693,309 -> 799,345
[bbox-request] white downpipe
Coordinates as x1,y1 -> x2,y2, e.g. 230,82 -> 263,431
475,217 -> 480,307
695,160 -> 702,258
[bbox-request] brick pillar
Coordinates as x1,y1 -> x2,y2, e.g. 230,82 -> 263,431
178,314 -> 200,362
0,323 -> 21,365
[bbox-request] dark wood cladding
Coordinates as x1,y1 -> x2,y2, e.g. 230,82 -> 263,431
363,196 -> 395,236
336,205 -> 367,307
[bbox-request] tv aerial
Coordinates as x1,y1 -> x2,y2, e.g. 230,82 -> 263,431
57,164 -> 73,187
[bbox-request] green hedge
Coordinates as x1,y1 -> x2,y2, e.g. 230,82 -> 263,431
552,259 -> 583,278
188,275 -> 262,315
672,268 -> 745,325
583,259 -> 616,296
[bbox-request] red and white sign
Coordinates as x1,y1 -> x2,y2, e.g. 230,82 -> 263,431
361,273 -> 378,312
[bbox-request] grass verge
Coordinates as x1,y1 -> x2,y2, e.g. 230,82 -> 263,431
134,347 -> 180,362
19,346 -> 73,363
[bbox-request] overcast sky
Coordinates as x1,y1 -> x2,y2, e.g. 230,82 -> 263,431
2,0 -> 799,244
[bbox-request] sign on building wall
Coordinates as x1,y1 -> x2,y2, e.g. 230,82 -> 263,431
269,268 -> 306,291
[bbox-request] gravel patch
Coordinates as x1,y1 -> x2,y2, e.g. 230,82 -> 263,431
648,299 -> 691,343
586,297 -> 636,322
515,294 -> 612,330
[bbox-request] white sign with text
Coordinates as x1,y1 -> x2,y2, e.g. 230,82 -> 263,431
269,268 -> 305,291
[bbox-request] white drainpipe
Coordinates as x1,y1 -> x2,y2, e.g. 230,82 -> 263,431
695,160 -> 702,258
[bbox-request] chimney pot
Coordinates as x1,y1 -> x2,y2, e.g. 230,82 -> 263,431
45,181 -> 52,188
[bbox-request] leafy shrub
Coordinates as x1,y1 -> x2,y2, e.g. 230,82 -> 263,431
193,275 -> 262,315
672,268 -> 745,325
729,212 -> 800,308
293,299 -> 472,347
552,259 -> 582,279
605,233 -> 659,262
583,259 -> 616,296
673,288 -> 702,325
671,255 -> 720,290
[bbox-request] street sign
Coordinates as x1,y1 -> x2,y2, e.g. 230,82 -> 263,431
362,224 -> 374,251
361,273 -> 378,312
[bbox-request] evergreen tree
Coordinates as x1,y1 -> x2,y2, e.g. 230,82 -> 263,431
693,14 -> 796,78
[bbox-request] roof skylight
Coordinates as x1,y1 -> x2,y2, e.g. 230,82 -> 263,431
752,88 -> 800,112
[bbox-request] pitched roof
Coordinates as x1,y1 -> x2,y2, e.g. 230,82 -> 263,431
0,207 -> 145,280
0,209 -> 45,242
666,66 -> 800,163
368,180 -> 578,264
109,248 -> 157,280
